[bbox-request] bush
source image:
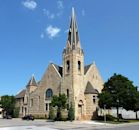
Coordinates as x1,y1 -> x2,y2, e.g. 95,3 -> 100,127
49,107 -> 56,120
13,107 -> 20,118
97,114 -> 117,121
68,104 -> 74,121
34,115 -> 47,119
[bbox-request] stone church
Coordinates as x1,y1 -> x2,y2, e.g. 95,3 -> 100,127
16,8 -> 104,120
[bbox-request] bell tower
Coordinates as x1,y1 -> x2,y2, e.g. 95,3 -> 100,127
62,8 -> 85,119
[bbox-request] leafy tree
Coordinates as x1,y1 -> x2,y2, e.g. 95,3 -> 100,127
68,103 -> 74,121
51,94 -> 67,109
133,91 -> 139,120
99,73 -> 137,121
51,94 -> 67,120
99,92 -> 112,109
0,95 -> 15,117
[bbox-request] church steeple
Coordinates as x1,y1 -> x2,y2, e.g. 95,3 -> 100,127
66,7 -> 81,49
63,8 -> 84,77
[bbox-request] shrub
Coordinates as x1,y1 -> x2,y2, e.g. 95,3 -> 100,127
13,107 -> 20,118
68,104 -> 74,121
49,107 -> 56,120
97,114 -> 117,121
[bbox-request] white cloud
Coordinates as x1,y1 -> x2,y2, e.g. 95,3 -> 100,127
42,1 -> 64,19
22,0 -> 37,10
57,0 -> 64,9
43,9 -> 55,19
40,33 -> 44,39
82,9 -> 85,16
46,25 -> 61,39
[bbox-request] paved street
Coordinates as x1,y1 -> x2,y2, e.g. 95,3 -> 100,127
106,125 -> 139,130
0,119 -> 139,130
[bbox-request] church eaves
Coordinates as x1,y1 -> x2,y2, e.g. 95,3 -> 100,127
15,89 -> 26,99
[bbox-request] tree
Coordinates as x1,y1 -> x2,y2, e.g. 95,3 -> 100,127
51,94 -> 67,120
99,91 -> 112,109
51,94 -> 67,109
0,95 -> 15,117
133,91 -> 139,120
99,73 -> 137,121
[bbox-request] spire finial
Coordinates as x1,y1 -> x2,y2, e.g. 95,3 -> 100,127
72,7 -> 75,18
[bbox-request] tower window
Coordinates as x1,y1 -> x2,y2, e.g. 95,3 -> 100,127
93,95 -> 96,104
66,60 -> 70,72
78,61 -> 81,71
67,89 -> 69,98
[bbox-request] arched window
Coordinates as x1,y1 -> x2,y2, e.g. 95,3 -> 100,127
46,88 -> 53,99
66,60 -> 70,72
67,89 -> 69,98
78,61 -> 81,71
93,95 -> 97,103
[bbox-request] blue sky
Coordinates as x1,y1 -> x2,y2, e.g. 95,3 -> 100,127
0,0 -> 139,95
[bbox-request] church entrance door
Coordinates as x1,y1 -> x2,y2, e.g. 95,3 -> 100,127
78,100 -> 83,120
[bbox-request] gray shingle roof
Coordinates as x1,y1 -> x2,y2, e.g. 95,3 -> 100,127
15,89 -> 26,99
84,64 -> 92,74
84,82 -> 98,94
27,76 -> 38,87
53,63 -> 63,77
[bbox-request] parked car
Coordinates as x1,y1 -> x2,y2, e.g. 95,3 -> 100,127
22,115 -> 34,121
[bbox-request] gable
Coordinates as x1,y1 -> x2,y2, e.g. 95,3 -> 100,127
84,63 -> 104,92
39,63 -> 62,87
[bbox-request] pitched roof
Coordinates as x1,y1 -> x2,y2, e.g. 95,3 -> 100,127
84,82 -> 98,94
84,64 -> 92,74
15,89 -> 26,99
53,63 -> 63,77
27,75 -> 38,87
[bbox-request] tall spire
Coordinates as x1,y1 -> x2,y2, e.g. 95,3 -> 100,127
67,7 -> 81,49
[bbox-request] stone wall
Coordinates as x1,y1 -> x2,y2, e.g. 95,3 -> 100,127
28,64 -> 61,117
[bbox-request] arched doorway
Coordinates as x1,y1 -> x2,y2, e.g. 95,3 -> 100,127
78,100 -> 83,120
